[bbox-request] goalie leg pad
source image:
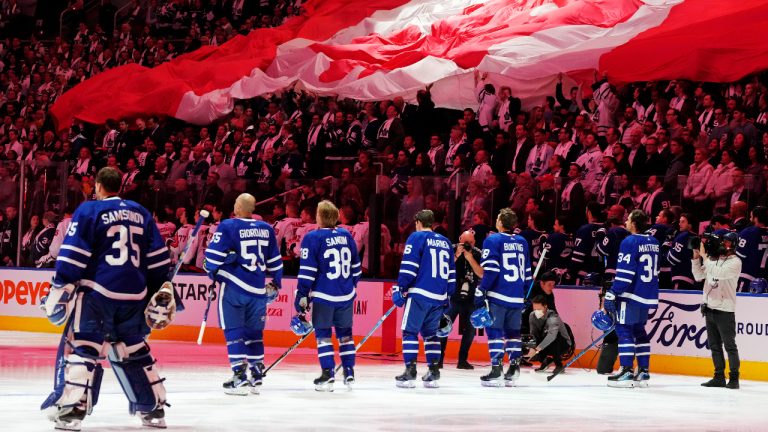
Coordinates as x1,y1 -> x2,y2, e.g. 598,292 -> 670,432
47,337 -> 104,418
108,338 -> 167,415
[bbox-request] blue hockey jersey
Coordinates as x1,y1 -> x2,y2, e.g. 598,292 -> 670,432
667,231 -> 695,287
612,234 -> 660,307
53,197 -> 170,301
519,228 -> 548,263
297,227 -> 361,305
479,232 -> 532,308
543,232 -> 573,272
735,226 -> 768,281
204,218 -> 283,296
595,227 -> 629,276
647,223 -> 673,275
569,223 -> 603,277
395,230 -> 456,305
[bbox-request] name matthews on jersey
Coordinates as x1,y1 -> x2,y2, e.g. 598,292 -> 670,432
639,243 -> 660,253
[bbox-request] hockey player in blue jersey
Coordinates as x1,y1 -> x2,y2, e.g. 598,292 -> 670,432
667,213 -> 696,290
476,208 -> 532,387
42,167 -> 175,430
392,209 -> 455,388
735,206 -> 768,292
295,201 -> 362,391
647,209 -> 675,289
569,202 -> 604,283
595,217 -> 630,280
204,193 -> 283,395
603,209 -> 660,388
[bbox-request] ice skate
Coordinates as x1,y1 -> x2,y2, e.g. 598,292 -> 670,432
51,407 -> 86,431
249,363 -> 265,394
343,367 -> 355,388
140,408 -> 167,429
607,366 -> 635,388
633,368 -> 650,388
504,360 -> 521,386
223,368 -> 250,396
421,362 -> 440,388
480,365 -> 504,387
314,369 -> 335,392
395,362 -> 417,388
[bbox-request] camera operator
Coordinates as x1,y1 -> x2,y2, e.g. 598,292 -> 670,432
525,295 -> 572,374
439,230 -> 483,370
691,231 -> 742,389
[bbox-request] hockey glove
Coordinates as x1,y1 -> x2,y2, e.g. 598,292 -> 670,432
294,292 -> 309,313
603,290 -> 617,314
145,281 -> 177,330
391,286 -> 406,307
42,282 -> 76,326
266,281 -> 280,304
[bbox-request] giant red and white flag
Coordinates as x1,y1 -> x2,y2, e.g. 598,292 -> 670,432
51,0 -> 768,128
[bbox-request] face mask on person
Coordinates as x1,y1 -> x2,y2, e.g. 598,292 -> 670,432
534,309 -> 545,319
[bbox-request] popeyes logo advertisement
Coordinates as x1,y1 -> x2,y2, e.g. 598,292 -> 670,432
0,270 -> 51,313
0,269 -> 389,339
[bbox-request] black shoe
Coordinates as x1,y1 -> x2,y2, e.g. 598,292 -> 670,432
550,364 -> 565,376
314,368 -> 335,392
701,375 -> 726,387
480,365 -> 504,387
726,373 -> 739,389
437,359 -> 444,369
519,358 -> 533,367
535,357 -> 554,373
456,361 -> 474,370
422,362 -> 440,388
395,362 -> 417,388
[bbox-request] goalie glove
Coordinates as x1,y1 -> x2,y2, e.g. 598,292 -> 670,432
265,281 -> 280,304
42,281 -> 76,326
145,281 -> 177,330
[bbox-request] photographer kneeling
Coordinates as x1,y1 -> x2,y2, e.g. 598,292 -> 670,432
439,230 -> 483,369
525,295 -> 572,374
691,231 -> 742,389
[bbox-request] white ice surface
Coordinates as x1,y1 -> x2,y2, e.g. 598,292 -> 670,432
1,331 -> 766,431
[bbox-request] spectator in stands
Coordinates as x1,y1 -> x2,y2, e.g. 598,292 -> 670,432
664,138 -> 689,194
706,150 -> 737,214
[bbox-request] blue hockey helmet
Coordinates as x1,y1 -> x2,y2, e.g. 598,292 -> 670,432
722,231 -> 739,248
750,278 -> 768,294
436,314 -> 453,337
470,307 -> 494,329
289,315 -> 313,336
591,310 -> 614,332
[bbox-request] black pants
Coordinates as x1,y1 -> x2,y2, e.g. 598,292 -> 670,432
538,333 -> 569,366
704,308 -> 740,377
439,300 -> 475,364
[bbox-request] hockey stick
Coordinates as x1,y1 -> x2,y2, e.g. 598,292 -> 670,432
524,246 -> 548,300
262,329 -> 315,376
196,285 -> 216,345
546,326 -> 615,382
172,209 -> 210,281
334,304 -> 397,374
